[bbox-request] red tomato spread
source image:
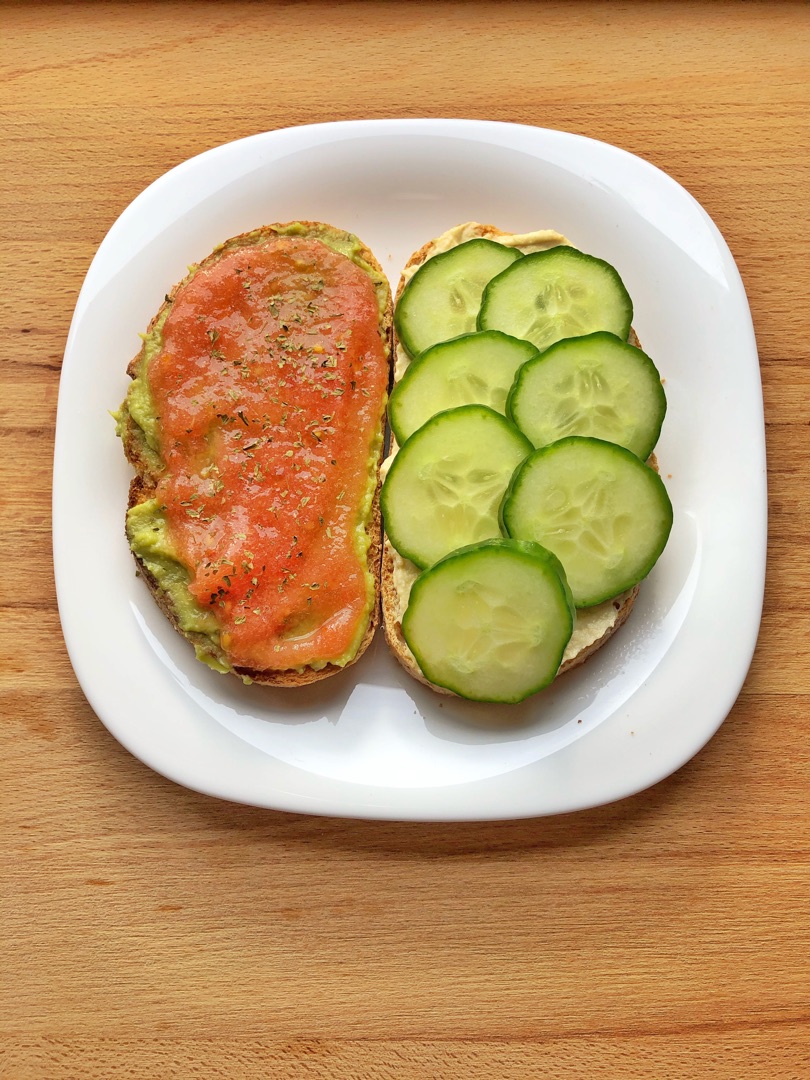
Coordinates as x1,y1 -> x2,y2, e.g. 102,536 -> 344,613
146,235 -> 388,671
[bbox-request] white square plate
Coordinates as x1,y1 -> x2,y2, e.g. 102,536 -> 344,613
54,120 -> 766,820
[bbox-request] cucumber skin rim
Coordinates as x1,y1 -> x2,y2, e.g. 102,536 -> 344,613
402,537 -> 576,704
388,329 -> 541,445
381,403 -> 534,570
477,246 -> 634,344
504,330 -> 668,461
393,239 -> 523,359
500,435 -> 674,608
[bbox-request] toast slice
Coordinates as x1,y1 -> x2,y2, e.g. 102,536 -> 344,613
381,222 -> 644,696
117,222 -> 392,686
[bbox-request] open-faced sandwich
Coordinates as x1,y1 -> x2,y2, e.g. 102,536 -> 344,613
380,223 -> 672,703
117,217 -> 672,704
116,222 -> 391,685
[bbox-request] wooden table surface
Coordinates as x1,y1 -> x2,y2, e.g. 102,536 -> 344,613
2,2 -> 808,1077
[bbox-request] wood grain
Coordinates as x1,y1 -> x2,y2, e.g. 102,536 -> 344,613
1,2 -> 808,1077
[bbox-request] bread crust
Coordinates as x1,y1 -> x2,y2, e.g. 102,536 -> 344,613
120,222 -> 392,686
382,223 -> 647,696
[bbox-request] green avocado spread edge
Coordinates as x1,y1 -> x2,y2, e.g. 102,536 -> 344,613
114,223 -> 390,679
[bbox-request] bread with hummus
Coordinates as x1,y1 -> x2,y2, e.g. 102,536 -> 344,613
116,221 -> 392,685
381,222 -> 649,697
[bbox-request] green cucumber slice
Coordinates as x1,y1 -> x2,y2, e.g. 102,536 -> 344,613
389,330 -> 539,444
506,331 -> 666,459
402,538 -> 575,703
501,436 -> 673,607
478,246 -> 633,352
381,404 -> 532,569
395,239 -> 522,358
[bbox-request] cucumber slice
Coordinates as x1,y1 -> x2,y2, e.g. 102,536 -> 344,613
479,246 -> 633,352
381,405 -> 532,569
389,331 -> 539,444
501,436 -> 673,607
507,331 -> 666,459
402,539 -> 575,702
395,239 -> 522,358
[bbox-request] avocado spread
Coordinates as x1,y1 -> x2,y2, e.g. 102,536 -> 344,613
125,500 -> 230,672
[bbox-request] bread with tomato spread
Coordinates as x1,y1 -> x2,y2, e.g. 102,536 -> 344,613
380,222 -> 645,697
116,222 -> 392,685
